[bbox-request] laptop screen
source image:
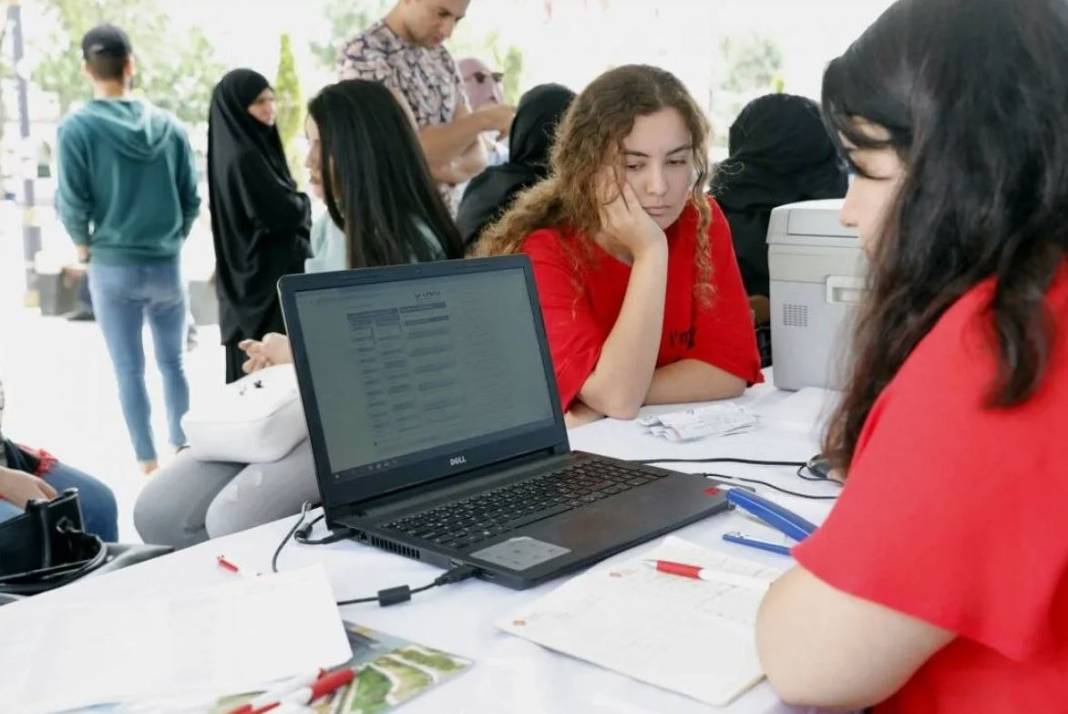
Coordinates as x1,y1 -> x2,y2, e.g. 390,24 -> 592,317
286,260 -> 562,505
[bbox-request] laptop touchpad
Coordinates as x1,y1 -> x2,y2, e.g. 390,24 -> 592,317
471,537 -> 571,571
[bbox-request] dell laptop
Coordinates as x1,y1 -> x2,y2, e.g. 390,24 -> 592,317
278,256 -> 728,589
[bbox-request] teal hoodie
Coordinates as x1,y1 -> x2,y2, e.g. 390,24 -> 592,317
56,98 -> 200,265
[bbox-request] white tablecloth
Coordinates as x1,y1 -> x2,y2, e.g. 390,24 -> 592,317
10,383 -> 840,713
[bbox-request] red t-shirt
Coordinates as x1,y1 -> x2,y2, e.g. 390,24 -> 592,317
521,197 -> 763,411
793,267 -> 1068,713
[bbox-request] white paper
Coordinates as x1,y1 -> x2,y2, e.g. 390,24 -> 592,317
756,386 -> 838,433
0,565 -> 352,714
498,537 -> 784,706
638,403 -> 757,441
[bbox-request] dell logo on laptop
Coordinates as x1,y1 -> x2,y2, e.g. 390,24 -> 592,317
449,455 -> 467,467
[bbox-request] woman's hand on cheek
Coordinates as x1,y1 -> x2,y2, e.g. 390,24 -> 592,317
597,169 -> 666,259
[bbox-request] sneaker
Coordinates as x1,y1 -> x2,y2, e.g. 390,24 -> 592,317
64,308 -> 95,322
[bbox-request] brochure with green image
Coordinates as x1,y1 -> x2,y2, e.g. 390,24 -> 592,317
212,621 -> 473,714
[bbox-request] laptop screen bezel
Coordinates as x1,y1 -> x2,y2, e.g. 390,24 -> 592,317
278,255 -> 570,513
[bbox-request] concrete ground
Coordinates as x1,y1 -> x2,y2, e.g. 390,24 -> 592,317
1,202 -> 224,541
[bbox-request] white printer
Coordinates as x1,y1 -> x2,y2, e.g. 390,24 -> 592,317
767,199 -> 867,391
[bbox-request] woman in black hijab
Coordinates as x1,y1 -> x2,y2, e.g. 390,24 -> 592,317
208,68 -> 311,383
456,83 -> 575,248
715,93 -> 848,301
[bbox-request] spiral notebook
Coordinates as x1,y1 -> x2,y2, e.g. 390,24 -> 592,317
497,536 -> 785,706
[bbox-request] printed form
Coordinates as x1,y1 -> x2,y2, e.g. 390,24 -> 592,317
499,536 -> 785,706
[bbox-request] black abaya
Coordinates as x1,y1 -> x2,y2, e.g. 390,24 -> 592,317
714,94 -> 848,299
456,84 -> 575,247
207,68 -> 310,382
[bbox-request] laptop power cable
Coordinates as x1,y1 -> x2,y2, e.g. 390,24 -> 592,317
628,456 -> 842,501
272,502 -> 480,607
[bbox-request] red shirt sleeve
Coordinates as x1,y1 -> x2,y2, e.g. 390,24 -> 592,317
685,199 -> 763,384
793,281 -> 1068,661
521,229 -> 606,411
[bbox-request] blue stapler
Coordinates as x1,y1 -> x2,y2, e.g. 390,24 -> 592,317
722,489 -> 818,556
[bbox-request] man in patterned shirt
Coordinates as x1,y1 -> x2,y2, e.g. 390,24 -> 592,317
338,0 -> 515,213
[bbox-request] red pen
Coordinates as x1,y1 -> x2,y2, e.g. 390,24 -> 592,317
249,668 -> 356,714
644,559 -> 772,591
217,555 -> 260,578
223,669 -> 322,714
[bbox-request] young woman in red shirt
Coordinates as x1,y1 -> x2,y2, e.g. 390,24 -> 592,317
478,65 -> 761,427
756,0 -> 1068,711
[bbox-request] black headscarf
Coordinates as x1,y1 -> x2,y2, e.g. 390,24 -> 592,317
208,68 -> 310,348
456,84 -> 575,247
714,93 -> 848,297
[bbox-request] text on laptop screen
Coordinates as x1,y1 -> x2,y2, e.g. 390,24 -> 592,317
294,267 -> 556,481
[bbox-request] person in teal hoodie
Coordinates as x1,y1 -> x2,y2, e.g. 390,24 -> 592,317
56,25 -> 200,475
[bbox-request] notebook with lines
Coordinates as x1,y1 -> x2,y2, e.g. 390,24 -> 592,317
278,255 -> 728,589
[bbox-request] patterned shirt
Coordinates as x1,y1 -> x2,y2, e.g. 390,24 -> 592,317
337,20 -> 469,213
338,20 -> 466,130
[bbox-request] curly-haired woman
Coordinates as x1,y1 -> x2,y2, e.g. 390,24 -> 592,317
478,65 -> 762,427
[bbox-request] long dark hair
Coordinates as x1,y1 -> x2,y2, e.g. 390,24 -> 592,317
822,0 -> 1068,471
306,79 -> 463,266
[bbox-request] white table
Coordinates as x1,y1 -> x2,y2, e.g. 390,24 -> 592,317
15,383 -> 840,713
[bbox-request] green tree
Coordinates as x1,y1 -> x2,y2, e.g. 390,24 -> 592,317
495,45 -> 523,105
310,0 -> 390,71
719,35 -> 784,94
31,0 -> 223,124
711,34 -> 785,148
274,33 -> 303,184
149,27 -> 224,126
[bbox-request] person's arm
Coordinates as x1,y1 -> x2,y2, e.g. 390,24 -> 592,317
645,359 -> 746,404
175,126 -> 201,238
576,181 -> 668,419
649,198 -> 761,403
420,102 -> 514,182
55,122 -> 93,255
0,466 -> 57,509
386,88 -> 485,185
756,565 -> 953,708
564,400 -> 605,428
429,136 -> 486,185
430,116 -> 498,185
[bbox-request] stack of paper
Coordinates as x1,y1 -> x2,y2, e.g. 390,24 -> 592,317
498,536 -> 784,706
0,566 -> 352,714
638,403 -> 757,441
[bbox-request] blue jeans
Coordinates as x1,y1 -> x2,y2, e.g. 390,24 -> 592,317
0,461 -> 119,542
89,260 -> 190,462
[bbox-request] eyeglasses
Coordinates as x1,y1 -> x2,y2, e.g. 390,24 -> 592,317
468,71 -> 504,85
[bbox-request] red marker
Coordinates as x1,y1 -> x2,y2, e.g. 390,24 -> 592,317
249,668 -> 356,713
217,555 -> 260,578
643,559 -> 772,591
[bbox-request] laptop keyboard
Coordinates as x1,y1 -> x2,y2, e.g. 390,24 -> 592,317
382,459 -> 668,551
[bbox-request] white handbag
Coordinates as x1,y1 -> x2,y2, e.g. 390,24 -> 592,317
181,364 -> 308,464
